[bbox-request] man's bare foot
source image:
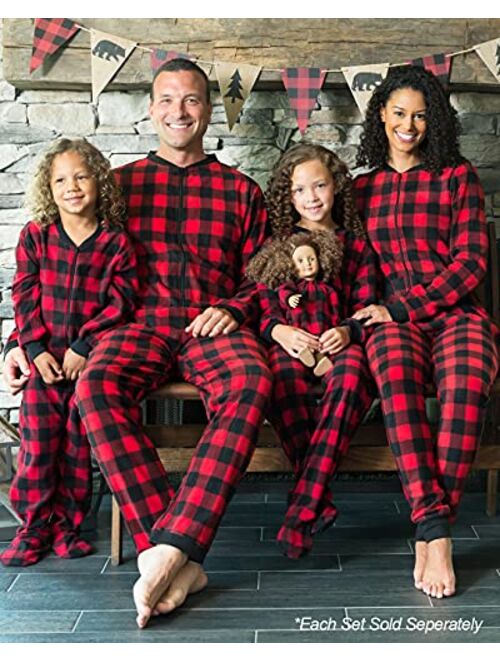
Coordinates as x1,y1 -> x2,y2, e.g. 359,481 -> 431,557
151,561 -> 208,616
421,537 -> 455,599
413,541 -> 427,590
133,544 -> 187,628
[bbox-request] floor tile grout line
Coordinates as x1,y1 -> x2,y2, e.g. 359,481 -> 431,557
6,573 -> 20,592
470,525 -> 480,539
254,630 -> 258,643
70,611 -> 84,633
100,557 -> 111,574
393,501 -> 401,514
336,554 -> 342,572
256,572 -> 261,590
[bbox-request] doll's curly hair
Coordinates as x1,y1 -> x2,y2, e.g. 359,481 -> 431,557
265,143 -> 364,238
25,138 -> 126,229
246,231 -> 344,290
356,65 -> 463,174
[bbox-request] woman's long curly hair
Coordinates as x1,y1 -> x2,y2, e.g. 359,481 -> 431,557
265,143 -> 364,237
25,138 -> 126,229
246,232 -> 344,290
356,65 -> 463,174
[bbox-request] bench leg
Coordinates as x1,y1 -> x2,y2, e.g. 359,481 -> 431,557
111,496 -> 123,566
486,469 -> 498,517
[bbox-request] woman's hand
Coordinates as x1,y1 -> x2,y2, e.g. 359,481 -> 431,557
352,304 -> 393,326
319,326 -> 351,355
271,324 -> 320,359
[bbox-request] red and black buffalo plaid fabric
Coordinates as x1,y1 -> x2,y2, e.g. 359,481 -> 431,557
30,18 -> 80,73
408,53 -> 452,88
13,219 -> 138,361
281,67 -> 327,134
150,49 -> 191,73
114,152 -> 269,337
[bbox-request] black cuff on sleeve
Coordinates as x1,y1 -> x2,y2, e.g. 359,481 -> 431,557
215,304 -> 245,326
3,337 -> 19,359
340,318 -> 363,344
69,338 -> 92,358
262,319 -> 282,344
386,301 -> 409,323
25,341 -> 47,361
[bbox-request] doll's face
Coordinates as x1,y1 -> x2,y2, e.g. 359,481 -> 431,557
292,244 -> 319,280
290,159 -> 335,231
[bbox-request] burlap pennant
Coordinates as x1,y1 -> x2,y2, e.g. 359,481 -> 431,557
150,49 -> 191,73
215,62 -> 261,130
408,53 -> 453,88
30,18 -> 80,73
341,63 -> 389,117
475,38 -> 500,83
281,67 -> 326,134
91,29 -> 136,102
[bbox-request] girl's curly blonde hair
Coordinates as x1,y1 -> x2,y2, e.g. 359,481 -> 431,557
25,138 -> 126,229
246,232 -> 344,290
266,143 -> 364,238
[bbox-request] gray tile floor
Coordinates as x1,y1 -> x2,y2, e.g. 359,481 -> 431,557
0,480 -> 499,643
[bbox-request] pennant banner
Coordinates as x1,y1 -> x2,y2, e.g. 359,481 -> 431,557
215,62 -> 261,130
341,63 -> 389,117
30,18 -> 80,73
475,38 -> 500,83
150,49 -> 191,73
281,68 -> 326,134
409,53 -> 452,88
91,29 -> 137,103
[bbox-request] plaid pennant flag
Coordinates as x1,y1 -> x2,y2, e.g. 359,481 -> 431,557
30,18 -> 80,73
408,53 -> 453,88
150,49 -> 191,73
281,68 -> 326,134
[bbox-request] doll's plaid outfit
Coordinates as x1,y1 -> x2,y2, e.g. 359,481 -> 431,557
354,162 -> 499,540
259,229 -> 378,557
74,153 -> 272,562
1,221 -> 137,566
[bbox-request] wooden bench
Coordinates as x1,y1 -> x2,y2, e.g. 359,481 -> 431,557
110,222 -> 500,565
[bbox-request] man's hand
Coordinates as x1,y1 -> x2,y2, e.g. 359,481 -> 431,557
185,307 -> 239,338
62,348 -> 87,381
33,351 -> 64,385
287,294 -> 302,309
3,346 -> 31,395
352,304 -> 393,326
271,324 -> 320,359
319,326 -> 351,355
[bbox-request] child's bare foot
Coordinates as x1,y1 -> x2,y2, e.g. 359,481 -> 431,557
413,541 -> 427,590
421,537 -> 455,599
132,544 -> 187,628
151,562 -> 208,616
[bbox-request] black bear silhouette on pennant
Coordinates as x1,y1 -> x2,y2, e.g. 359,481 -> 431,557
351,71 -> 383,91
92,40 -> 126,62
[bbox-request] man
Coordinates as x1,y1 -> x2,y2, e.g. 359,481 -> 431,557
4,59 -> 272,627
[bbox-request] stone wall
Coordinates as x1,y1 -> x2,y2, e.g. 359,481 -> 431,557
1,18 -> 500,421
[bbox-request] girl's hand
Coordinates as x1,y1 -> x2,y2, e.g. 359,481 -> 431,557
33,351 -> 64,385
62,348 -> 87,381
287,294 -> 302,309
352,304 -> 393,326
319,326 -> 351,355
271,324 -> 320,359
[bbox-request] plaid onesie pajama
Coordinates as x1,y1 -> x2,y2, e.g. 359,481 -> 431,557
1,220 -> 137,566
354,162 -> 499,541
72,153 -> 272,563
259,228 -> 378,558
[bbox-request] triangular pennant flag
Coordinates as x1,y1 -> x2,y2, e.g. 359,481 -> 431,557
91,30 -> 137,103
150,49 -> 191,73
30,18 -> 80,73
408,53 -> 453,88
281,68 -> 326,134
341,63 -> 389,117
475,38 -> 500,83
215,62 -> 261,130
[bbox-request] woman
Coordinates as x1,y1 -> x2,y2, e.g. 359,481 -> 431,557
353,65 -> 498,599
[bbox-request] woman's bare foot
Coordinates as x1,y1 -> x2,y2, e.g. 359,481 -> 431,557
133,544 -> 187,628
151,562 -> 208,616
421,537 -> 455,599
413,541 -> 427,590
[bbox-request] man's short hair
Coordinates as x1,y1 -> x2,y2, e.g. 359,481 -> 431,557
150,58 -> 211,103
